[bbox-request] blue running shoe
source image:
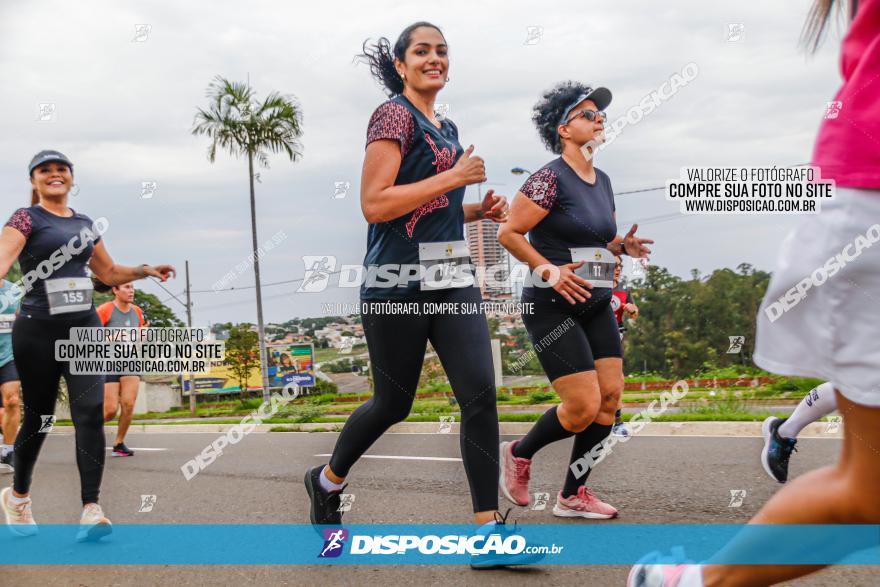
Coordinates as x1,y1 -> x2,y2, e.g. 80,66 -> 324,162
470,509 -> 545,569
761,417 -> 797,483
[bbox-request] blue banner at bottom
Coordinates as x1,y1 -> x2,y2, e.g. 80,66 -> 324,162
1,524 -> 878,565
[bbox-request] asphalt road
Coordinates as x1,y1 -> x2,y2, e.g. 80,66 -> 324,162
0,430 -> 873,586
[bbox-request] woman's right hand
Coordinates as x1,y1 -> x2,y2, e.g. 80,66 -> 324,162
451,145 -> 486,186
549,261 -> 593,304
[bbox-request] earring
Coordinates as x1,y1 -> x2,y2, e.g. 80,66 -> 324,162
71,183 -> 80,197
445,77 -> 450,83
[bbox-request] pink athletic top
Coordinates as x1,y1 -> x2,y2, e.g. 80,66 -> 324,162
811,0 -> 880,188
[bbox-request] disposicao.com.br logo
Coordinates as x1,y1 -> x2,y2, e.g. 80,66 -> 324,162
317,529 -> 561,557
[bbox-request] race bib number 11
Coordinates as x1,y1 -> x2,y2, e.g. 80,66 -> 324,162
570,247 -> 616,288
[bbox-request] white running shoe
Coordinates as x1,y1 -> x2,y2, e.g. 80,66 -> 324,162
75,503 -> 112,542
1,487 -> 38,537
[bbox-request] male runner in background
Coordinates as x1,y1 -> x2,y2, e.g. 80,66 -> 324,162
0,279 -> 22,472
98,282 -> 146,457
611,255 -> 639,437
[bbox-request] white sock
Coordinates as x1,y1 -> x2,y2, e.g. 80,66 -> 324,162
8,492 -> 30,505
778,382 -> 837,439
676,565 -> 704,587
1,445 -> 12,457
319,467 -> 345,493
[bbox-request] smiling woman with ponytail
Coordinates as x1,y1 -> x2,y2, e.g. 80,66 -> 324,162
303,22 -> 546,569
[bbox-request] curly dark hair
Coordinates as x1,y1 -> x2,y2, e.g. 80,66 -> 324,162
358,21 -> 445,96
532,81 -> 593,154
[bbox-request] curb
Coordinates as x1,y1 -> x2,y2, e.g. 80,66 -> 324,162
60,421 -> 842,438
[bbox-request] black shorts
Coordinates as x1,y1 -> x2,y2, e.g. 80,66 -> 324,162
105,373 -> 141,384
522,290 -> 622,382
0,360 -> 19,406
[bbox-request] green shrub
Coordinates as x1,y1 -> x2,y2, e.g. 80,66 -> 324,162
276,404 -> 324,423
238,398 -> 264,410
306,393 -> 337,405
528,391 -> 556,404
411,401 -> 455,415
313,378 -> 339,395
496,393 -> 512,402
420,381 -> 452,394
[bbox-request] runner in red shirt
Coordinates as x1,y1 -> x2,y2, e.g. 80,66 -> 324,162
97,282 -> 147,457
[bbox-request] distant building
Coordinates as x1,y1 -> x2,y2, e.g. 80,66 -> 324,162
465,219 -> 513,300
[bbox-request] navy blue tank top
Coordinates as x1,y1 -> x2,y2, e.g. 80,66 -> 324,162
5,205 -> 103,317
360,95 -> 466,300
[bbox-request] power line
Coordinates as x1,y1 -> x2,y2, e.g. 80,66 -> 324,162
189,271 -> 345,294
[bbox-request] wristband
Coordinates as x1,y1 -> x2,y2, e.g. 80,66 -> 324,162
139,264 -> 149,278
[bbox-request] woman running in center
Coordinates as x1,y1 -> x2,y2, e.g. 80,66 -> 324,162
498,82 -> 653,519
303,22 -> 541,566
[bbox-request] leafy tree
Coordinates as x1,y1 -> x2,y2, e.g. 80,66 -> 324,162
223,323 -> 260,400
625,263 -> 771,377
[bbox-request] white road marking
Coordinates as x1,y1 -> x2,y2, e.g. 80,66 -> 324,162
314,453 -> 461,462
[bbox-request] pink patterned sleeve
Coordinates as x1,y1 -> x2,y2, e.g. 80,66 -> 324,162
520,168 -> 558,210
366,101 -> 416,157
5,208 -> 32,238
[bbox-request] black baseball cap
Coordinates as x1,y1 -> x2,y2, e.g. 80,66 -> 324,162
28,150 -> 74,175
559,86 -> 613,124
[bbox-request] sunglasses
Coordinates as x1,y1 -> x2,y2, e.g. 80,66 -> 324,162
565,108 -> 607,124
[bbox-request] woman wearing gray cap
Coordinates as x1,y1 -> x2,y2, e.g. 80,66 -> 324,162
0,150 -> 175,541
497,82 -> 653,519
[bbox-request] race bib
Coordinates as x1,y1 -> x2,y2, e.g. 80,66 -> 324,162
570,247 -> 615,288
45,277 -> 93,315
418,240 -> 474,291
0,314 -> 14,334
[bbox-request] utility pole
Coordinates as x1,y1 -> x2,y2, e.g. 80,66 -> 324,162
186,260 -> 196,416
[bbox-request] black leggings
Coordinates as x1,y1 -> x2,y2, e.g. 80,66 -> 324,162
329,287 -> 499,512
13,310 -> 105,504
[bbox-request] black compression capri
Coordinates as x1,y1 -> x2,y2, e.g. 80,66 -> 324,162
522,289 -> 622,382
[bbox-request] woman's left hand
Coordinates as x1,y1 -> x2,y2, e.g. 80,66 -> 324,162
481,189 -> 509,223
144,264 -> 177,281
623,224 -> 654,257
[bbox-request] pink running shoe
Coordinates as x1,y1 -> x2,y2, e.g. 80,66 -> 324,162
627,563 -> 690,587
499,440 -> 531,506
552,486 -> 618,519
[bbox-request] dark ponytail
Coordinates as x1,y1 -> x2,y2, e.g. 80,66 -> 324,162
359,21 -> 443,96
31,187 -> 38,206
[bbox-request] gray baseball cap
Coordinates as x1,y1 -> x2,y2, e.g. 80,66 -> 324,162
559,86 -> 612,124
28,150 -> 74,175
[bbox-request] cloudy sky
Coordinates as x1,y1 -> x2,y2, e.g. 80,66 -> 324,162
0,0 -> 844,326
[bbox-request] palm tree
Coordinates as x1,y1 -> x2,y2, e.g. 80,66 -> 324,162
192,76 -> 303,400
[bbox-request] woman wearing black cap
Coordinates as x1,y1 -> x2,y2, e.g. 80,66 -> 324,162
0,150 -> 175,540
497,82 -> 653,519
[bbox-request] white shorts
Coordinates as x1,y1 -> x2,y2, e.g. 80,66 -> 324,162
754,187 -> 880,407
